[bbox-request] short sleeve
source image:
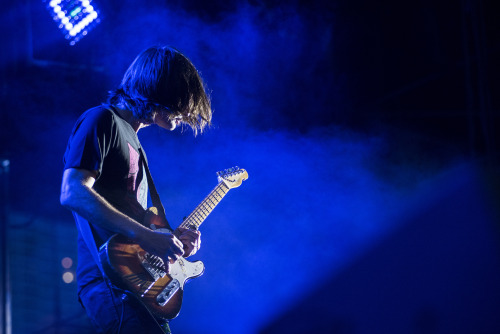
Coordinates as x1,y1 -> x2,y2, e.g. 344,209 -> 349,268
63,107 -> 115,178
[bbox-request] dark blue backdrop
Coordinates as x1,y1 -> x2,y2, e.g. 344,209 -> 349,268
1,0 -> 499,333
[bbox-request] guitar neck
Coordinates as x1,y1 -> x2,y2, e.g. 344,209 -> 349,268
179,181 -> 231,230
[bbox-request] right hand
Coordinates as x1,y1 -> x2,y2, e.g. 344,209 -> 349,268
139,230 -> 185,265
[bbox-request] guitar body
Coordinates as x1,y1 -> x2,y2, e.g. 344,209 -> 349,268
99,232 -> 204,320
98,167 -> 247,320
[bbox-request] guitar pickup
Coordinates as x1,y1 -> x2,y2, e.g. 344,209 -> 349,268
156,279 -> 180,306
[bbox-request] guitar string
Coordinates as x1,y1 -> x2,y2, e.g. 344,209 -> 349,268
179,182 -> 229,230
144,180 -> 231,279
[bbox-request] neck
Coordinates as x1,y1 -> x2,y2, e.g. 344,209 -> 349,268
114,106 -> 152,132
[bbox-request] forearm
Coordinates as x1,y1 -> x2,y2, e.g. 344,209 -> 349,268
60,169 -> 151,243
60,168 -> 184,261
66,187 -> 150,241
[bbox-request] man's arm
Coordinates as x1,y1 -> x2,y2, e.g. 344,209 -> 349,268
60,168 -> 185,262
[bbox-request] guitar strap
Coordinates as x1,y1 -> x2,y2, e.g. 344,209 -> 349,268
103,105 -> 170,228
138,147 -> 172,230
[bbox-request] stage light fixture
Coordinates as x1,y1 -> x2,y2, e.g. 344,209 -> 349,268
44,0 -> 101,45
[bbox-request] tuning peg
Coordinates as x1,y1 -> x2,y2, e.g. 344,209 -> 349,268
226,166 -> 238,174
217,167 -> 242,177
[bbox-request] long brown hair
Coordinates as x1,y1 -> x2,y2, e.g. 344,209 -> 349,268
108,46 -> 212,135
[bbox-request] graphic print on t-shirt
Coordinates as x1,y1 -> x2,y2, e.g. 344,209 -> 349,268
127,142 -> 140,190
127,143 -> 148,211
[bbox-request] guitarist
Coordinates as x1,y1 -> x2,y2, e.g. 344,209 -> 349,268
60,46 -> 212,334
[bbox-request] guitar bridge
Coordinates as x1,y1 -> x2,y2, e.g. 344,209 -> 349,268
141,253 -> 166,281
156,279 -> 180,306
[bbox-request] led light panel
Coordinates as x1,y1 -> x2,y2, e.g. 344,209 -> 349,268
45,0 -> 101,45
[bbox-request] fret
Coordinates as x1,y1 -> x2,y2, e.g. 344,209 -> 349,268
179,182 -> 229,230
200,204 -> 210,215
192,212 -> 203,223
204,199 -> 215,209
186,214 -> 198,224
201,201 -> 210,210
212,191 -> 221,200
186,215 -> 200,227
207,197 -> 217,207
184,217 -> 196,227
220,182 -> 230,192
214,188 -> 224,198
196,209 -> 206,219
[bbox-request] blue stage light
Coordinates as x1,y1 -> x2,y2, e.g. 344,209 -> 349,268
44,0 -> 101,45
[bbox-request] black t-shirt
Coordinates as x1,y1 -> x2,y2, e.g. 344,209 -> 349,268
63,105 -> 149,293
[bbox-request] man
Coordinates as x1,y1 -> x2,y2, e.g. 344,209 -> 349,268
60,45 -> 212,333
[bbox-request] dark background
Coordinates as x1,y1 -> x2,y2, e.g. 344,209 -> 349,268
1,0 -> 499,333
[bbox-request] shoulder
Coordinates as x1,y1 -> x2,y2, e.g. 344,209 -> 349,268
78,105 -> 115,126
71,105 -> 119,135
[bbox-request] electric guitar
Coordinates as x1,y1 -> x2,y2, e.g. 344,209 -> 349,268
98,167 -> 248,320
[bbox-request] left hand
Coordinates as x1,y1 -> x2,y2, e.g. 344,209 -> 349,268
174,227 -> 201,257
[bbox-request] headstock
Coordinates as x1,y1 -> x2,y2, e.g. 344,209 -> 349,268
217,166 -> 249,189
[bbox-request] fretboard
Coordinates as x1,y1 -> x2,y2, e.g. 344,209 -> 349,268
178,181 -> 230,230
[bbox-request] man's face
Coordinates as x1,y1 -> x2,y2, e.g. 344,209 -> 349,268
154,112 -> 183,131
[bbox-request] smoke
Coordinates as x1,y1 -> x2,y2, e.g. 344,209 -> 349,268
138,122 -> 461,333
1,1 -> 473,333
76,1 -> 339,130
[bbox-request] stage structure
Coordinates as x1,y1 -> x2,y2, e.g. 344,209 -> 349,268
0,159 -> 11,334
